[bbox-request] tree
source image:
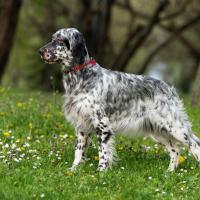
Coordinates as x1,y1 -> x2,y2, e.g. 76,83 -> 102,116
191,64 -> 200,106
0,0 -> 22,82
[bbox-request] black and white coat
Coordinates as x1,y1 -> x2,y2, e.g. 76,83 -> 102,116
39,28 -> 200,171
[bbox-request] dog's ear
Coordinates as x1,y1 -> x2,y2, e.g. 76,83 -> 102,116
63,39 -> 70,50
73,42 -> 87,63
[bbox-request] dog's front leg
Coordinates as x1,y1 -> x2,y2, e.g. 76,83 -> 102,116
70,131 -> 89,171
93,116 -> 116,171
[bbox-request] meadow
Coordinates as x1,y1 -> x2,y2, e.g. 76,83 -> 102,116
0,86 -> 200,200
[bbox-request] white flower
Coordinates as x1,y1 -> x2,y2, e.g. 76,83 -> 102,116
0,155 -> 5,158
27,136 -> 31,140
62,134 -> 68,139
20,153 -> 25,158
148,176 -> 152,180
14,158 -> 19,162
4,143 -> 9,148
40,193 -> 45,198
11,143 -> 17,149
24,143 -> 30,147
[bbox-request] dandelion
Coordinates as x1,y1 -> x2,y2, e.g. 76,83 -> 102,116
179,156 -> 185,164
3,131 -> 10,138
20,147 -> 25,151
17,102 -> 23,108
93,156 -> 99,161
65,171 -> 73,176
69,135 -> 74,139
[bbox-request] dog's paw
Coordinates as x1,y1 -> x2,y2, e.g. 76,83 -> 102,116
69,165 -> 77,172
97,164 -> 109,172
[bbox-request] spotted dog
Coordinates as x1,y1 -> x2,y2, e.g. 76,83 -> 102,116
39,28 -> 200,171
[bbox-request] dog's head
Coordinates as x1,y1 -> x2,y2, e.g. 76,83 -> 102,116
39,28 -> 88,67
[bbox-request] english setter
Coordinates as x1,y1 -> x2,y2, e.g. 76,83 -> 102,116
39,28 -> 200,171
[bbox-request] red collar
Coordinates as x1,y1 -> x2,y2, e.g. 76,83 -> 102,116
63,59 -> 96,74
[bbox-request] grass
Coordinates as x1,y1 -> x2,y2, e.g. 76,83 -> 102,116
0,86 -> 200,200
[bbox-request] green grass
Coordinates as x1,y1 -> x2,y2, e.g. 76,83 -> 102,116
0,87 -> 200,200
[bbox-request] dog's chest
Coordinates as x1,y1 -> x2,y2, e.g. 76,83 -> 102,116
63,91 -> 95,131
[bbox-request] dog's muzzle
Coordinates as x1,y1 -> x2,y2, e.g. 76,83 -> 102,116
39,48 -> 57,63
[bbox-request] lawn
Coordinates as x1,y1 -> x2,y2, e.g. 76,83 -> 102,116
0,86 -> 200,200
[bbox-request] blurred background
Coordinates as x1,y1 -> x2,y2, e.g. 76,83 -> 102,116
1,0 -> 200,105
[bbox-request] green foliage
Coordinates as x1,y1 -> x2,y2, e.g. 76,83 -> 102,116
0,87 -> 200,199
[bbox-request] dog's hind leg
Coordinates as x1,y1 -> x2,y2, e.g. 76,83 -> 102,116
151,134 -> 180,171
155,116 -> 200,166
170,129 -> 200,164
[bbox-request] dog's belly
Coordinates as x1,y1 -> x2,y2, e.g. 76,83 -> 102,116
110,115 -> 146,136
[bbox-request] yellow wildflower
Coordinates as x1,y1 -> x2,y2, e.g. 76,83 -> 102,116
0,112 -> 5,116
118,146 -> 123,150
0,87 -> 5,93
3,131 -> 10,138
69,135 -> 74,139
93,156 -> 99,161
179,155 -> 185,164
29,122 -> 33,129
65,171 -> 73,176
20,147 -> 25,151
17,102 -> 23,108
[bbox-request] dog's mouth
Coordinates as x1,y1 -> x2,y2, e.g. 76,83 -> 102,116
40,52 -> 61,64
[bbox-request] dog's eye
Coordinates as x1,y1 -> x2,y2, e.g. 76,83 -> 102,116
63,39 -> 70,50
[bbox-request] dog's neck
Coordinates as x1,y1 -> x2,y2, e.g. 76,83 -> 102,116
62,56 -> 98,92
62,58 -> 96,75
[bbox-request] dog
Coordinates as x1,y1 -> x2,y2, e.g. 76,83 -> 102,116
39,28 -> 200,171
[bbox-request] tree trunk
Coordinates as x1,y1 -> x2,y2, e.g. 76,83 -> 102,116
191,63 -> 200,106
0,0 -> 22,82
